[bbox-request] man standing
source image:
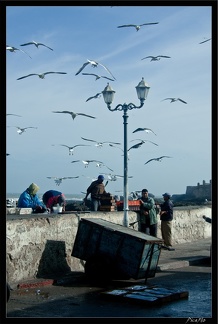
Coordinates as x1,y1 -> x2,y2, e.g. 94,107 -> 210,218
138,189 -> 158,237
84,175 -> 108,211
160,192 -> 175,251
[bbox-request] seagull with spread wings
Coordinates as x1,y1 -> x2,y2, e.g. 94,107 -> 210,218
128,139 -> 158,151
162,97 -> 187,104
141,55 -> 171,61
82,73 -> 115,81
71,160 -> 113,171
199,37 -> 211,44
52,110 -> 96,120
17,72 -> 67,80
75,59 -> 116,80
109,144 -> 130,160
81,137 -> 121,147
144,156 -> 172,165
102,173 -> 133,181
7,113 -> 22,117
59,144 -> 90,155
117,22 -> 159,31
47,176 -> 79,186
86,93 -> 102,102
20,40 -> 53,51
132,127 -> 157,135
8,126 -> 37,135
6,45 -> 32,58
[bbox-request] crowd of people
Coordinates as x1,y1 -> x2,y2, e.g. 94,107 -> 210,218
16,176 -> 175,249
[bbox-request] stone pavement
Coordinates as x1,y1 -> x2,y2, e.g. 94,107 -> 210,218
8,237 -> 211,290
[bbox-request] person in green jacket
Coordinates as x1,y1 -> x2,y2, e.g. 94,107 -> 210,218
137,188 -> 158,236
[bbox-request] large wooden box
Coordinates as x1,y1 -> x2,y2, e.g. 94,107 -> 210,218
72,218 -> 163,280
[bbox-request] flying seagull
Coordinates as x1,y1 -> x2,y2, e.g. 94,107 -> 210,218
82,73 -> 115,81
81,137 -> 121,147
7,113 -> 22,117
128,141 -> 145,151
17,72 -> 67,80
199,38 -> 211,44
75,59 -> 116,80
132,127 -> 157,135
109,144 -> 130,160
20,41 -> 53,51
8,126 -> 37,135
86,93 -> 102,102
59,144 -> 90,155
144,156 -> 172,165
117,22 -> 159,31
130,139 -> 158,148
102,173 -> 133,181
47,176 -> 79,186
141,55 -> 171,61
52,110 -> 96,120
162,97 -> 187,104
71,160 -> 113,171
6,45 -> 32,58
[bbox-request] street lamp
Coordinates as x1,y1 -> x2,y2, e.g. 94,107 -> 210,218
102,78 -> 150,227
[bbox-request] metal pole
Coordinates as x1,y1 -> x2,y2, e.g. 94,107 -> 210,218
123,105 -> 129,227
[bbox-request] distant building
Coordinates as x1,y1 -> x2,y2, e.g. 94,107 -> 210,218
172,180 -> 211,202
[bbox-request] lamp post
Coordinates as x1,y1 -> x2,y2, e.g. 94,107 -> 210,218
102,78 -> 150,227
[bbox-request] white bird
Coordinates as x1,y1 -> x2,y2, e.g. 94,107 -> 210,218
162,97 -> 187,104
109,144 -> 130,160
117,22 -> 159,31
144,156 -> 172,165
128,139 -> 158,151
47,176 -> 79,186
199,38 -> 211,44
71,160 -> 113,171
132,127 -> 157,135
8,126 -> 37,135
6,45 -> 32,58
102,173 -> 133,181
81,137 -> 121,147
52,110 -> 96,120
6,113 -> 22,117
82,73 -> 115,81
17,72 -> 67,80
141,55 -> 171,61
20,40 -> 53,51
130,139 -> 158,146
75,59 -> 116,80
59,144 -> 90,155
86,93 -> 102,102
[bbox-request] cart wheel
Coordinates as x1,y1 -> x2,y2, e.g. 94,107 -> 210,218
7,282 -> 10,302
85,255 -> 114,283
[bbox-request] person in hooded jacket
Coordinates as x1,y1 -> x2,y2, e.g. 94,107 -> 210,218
84,175 -> 108,211
17,183 -> 46,213
42,190 -> 66,213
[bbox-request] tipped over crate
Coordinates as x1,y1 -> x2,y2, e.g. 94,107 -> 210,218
72,218 -> 163,283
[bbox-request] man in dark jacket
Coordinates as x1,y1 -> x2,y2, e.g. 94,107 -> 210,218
84,175 -> 108,211
160,192 -> 175,251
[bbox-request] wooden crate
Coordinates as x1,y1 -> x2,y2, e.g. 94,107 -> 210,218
72,218 -> 163,280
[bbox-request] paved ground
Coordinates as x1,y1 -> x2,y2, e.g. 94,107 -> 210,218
5,238 -> 215,322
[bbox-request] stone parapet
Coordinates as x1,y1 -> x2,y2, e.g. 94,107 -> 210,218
6,206 -> 211,284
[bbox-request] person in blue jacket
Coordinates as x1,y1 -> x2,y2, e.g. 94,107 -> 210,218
17,183 -> 46,213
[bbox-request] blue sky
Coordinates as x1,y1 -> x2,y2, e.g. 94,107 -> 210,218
6,4 -> 213,197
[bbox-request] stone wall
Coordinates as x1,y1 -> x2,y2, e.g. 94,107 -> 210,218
6,206 -> 211,284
